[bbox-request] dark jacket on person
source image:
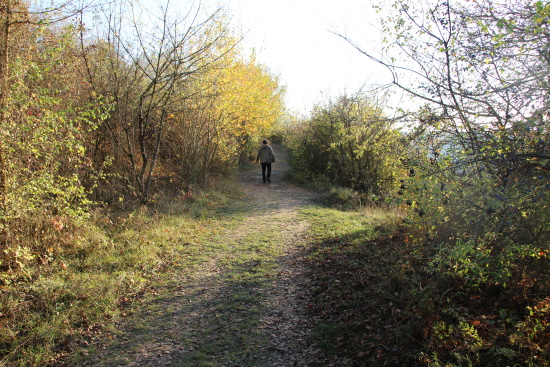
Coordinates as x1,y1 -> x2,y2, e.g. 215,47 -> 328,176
256,144 -> 275,164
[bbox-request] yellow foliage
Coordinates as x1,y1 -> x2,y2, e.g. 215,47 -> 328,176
160,21 -> 285,184
216,57 -> 284,135
209,54 -> 285,144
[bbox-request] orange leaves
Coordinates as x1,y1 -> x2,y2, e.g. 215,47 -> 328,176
181,190 -> 192,200
51,217 -> 64,231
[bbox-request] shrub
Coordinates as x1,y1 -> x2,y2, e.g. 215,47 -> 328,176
286,92 -> 402,201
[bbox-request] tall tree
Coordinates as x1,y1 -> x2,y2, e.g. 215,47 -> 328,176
161,52 -> 285,187
213,55 -> 285,161
0,1 -> 27,221
0,2 -> 11,213
343,0 -> 550,166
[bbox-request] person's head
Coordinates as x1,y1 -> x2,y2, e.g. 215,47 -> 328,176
262,139 -> 268,144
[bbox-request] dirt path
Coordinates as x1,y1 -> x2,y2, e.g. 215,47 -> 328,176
76,145 -> 325,366
237,145 -> 322,366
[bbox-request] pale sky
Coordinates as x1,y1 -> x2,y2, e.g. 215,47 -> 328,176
228,0 -> 393,113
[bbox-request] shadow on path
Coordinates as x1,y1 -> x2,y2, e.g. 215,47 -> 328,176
72,144 -> 325,366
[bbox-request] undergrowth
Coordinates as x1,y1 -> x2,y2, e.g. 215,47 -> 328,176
303,205 -> 550,366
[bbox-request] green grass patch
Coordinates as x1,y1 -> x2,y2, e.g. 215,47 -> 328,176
300,205 -> 434,366
299,205 -> 399,239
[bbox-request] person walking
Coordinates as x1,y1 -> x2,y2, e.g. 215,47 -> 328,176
256,139 -> 276,183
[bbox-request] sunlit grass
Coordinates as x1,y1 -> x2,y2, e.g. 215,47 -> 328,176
64,176 -> 306,366
0,177 -> 255,366
299,205 -> 401,239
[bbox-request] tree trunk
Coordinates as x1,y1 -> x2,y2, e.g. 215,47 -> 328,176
0,2 -> 11,214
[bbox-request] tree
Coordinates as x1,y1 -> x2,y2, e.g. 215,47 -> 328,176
344,0 -> 550,283
82,1 -> 235,202
0,0 -> 101,212
0,1 -> 27,234
160,52 -> 285,187
337,3 -> 550,364
213,55 -> 285,162
0,8 -> 114,286
345,0 -> 549,165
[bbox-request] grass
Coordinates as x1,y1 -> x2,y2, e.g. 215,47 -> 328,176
297,205 -> 415,366
0,178 -> 257,366
5,169 -> 546,366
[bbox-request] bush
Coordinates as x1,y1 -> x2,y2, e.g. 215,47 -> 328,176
285,92 -> 402,201
391,113 -> 550,366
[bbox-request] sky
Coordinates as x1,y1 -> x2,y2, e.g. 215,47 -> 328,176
227,0 -> 394,114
